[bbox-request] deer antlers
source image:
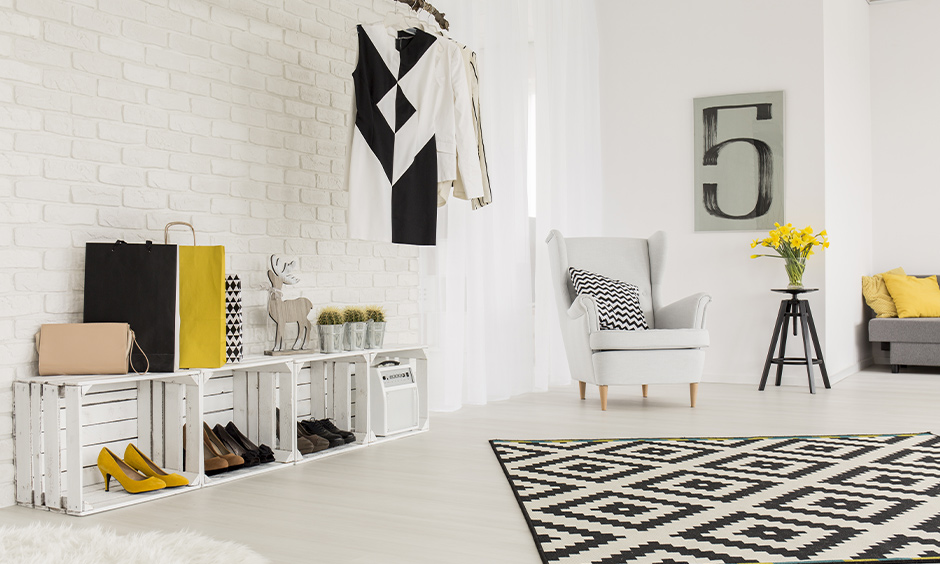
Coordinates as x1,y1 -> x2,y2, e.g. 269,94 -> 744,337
270,255 -> 301,286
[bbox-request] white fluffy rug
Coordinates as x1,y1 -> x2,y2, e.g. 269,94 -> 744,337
0,523 -> 270,564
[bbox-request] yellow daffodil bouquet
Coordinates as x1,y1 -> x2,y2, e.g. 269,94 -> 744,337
750,223 -> 830,289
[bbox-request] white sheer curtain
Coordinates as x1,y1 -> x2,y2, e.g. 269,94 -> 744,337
533,0 -> 605,388
420,0 -> 534,411
417,0 -> 603,411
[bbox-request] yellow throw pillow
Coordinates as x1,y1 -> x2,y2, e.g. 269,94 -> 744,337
882,273 -> 940,318
861,267 -> 906,318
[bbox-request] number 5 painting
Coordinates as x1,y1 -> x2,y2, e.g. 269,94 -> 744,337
693,91 -> 784,231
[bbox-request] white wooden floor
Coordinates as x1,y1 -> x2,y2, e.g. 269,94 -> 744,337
0,365 -> 937,563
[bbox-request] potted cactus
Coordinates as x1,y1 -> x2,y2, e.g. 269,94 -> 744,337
364,306 -> 386,349
317,307 -> 344,354
342,306 -> 368,351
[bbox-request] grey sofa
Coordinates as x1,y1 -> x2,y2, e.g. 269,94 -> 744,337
870,318 -> 940,373
869,276 -> 940,372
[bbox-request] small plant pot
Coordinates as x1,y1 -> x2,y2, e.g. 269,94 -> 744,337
318,325 -> 344,354
365,320 -> 386,349
344,321 -> 367,351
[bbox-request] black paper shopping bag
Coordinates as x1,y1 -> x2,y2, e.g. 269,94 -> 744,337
83,240 -> 179,373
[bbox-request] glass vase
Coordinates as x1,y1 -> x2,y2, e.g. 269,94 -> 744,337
785,257 -> 806,290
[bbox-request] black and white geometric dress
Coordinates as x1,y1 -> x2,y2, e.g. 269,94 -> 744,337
349,24 -> 483,246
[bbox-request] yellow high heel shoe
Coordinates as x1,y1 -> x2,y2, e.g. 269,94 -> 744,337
124,443 -> 189,488
97,448 -> 166,494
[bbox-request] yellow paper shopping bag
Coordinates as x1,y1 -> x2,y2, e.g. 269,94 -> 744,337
165,222 -> 226,368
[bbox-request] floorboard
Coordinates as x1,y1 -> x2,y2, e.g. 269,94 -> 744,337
0,366 -> 936,563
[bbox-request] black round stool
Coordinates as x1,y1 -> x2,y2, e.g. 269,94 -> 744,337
759,288 -> 831,393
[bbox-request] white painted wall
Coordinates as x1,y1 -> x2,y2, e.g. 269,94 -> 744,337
0,0 -> 425,507
595,0 -> 826,383
870,0 -> 940,274
822,0 -> 873,377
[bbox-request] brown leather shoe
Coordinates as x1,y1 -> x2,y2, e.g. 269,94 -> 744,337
297,432 -> 317,455
297,423 -> 331,453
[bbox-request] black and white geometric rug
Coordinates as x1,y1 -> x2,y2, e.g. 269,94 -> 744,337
490,433 -> 940,564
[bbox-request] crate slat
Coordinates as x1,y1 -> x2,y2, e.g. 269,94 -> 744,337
64,386 -> 83,514
205,375 -> 233,396
14,383 -> 33,506
83,382 -> 137,398
42,384 -> 62,510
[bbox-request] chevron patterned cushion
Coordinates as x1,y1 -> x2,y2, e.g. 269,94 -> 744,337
569,267 -> 649,331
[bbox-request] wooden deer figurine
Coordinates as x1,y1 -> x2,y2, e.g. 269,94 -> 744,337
266,255 -> 313,352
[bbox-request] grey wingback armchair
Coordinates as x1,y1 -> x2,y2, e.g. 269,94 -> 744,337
546,230 -> 711,410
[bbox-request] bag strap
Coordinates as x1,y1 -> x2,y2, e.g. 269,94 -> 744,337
128,331 -> 150,375
164,222 -> 196,246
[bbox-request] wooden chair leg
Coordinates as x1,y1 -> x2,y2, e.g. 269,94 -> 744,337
689,383 -> 699,408
641,384 -> 648,398
578,381 -> 586,400
599,385 -> 608,411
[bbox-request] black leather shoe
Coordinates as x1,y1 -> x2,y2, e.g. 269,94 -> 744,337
300,419 -> 344,448
316,419 -> 356,444
214,424 -> 260,467
226,421 -> 275,463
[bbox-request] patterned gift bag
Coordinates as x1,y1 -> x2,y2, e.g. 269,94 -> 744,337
225,275 -> 244,363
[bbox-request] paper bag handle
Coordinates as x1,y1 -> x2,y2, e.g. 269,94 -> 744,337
164,221 -> 196,245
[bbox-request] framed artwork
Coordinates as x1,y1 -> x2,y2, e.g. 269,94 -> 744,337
693,91 -> 784,232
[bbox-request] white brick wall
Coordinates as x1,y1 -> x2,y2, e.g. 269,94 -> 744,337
0,0 -> 428,507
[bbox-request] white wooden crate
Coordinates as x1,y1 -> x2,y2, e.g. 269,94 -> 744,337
14,371 -> 202,515
200,356 -> 296,488
293,352 -> 368,464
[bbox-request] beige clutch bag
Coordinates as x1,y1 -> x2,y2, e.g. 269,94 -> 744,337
36,323 -> 148,376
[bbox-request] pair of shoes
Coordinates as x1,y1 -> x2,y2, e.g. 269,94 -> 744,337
275,408 -> 329,456
97,444 -> 189,494
215,422 -> 276,465
297,423 -> 331,454
213,424 -> 260,467
299,420 -> 344,448
228,421 -> 275,463
300,419 -> 355,448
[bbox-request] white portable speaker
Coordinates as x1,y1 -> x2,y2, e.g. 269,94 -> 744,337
371,361 -> 419,436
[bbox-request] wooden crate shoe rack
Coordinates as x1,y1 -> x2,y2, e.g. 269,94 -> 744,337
14,346 -> 428,516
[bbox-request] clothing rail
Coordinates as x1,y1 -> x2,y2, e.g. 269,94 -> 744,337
393,0 -> 449,31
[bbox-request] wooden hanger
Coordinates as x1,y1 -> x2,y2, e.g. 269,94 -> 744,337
392,0 -> 449,31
